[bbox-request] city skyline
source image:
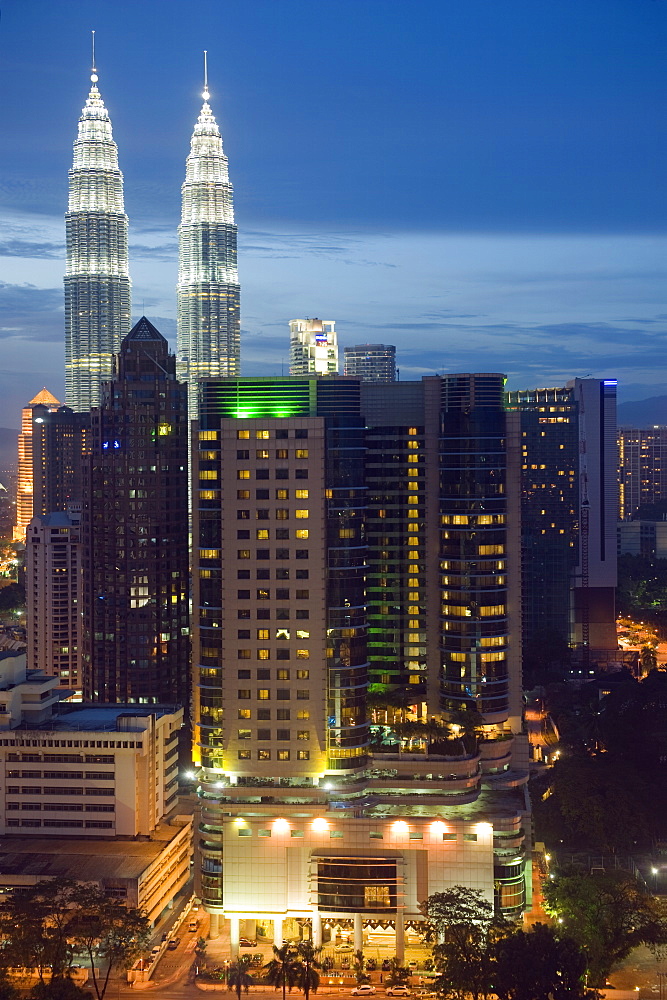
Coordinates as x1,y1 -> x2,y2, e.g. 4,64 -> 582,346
0,0 -> 665,426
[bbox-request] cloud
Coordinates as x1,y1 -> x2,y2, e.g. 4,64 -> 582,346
0,239 -> 64,259
0,282 -> 63,342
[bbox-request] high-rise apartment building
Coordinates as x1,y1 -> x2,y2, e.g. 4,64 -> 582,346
618,426 -> 667,520
64,62 -> 131,412
177,68 -> 240,419
192,375 -> 528,950
344,344 -> 396,382
26,509 -> 82,692
81,318 -> 190,706
289,319 -> 339,376
507,378 -> 618,658
14,389 -> 61,541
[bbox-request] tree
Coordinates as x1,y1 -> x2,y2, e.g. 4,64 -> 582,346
641,644 -> 658,673
491,922 -> 597,1000
0,879 -> 84,981
263,944 -> 298,1000
0,879 -> 149,1000
352,950 -> 367,986
227,956 -> 254,1000
543,867 -> 667,986
294,942 -> 322,1000
69,896 -> 150,1000
384,958 -> 411,988
419,887 -> 497,1000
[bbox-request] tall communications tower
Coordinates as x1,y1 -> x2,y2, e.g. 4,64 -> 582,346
64,35 -> 131,411
177,53 -> 240,419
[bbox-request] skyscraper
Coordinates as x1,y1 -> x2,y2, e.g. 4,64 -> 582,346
507,378 -> 618,660
618,425 -> 667,520
26,509 -> 82,692
344,344 -> 396,382
81,318 -> 190,706
192,375 -> 529,945
64,53 -> 131,412
13,388 -> 62,541
177,57 -> 240,418
289,319 -> 338,376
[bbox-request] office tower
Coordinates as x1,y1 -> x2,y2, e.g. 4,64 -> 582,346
289,319 -> 339,376
64,60 -> 131,412
344,344 -> 396,382
507,378 -> 618,659
26,509 -> 82,692
14,389 -> 61,541
81,318 -> 190,706
177,65 -> 240,419
618,426 -> 667,520
0,649 -> 191,919
193,375 -> 528,948
31,405 -> 89,517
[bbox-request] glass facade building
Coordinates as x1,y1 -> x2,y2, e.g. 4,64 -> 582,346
177,84 -> 240,419
344,344 -> 396,383
64,68 -> 131,412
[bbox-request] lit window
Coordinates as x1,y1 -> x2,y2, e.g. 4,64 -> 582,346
256,529 -> 269,539
256,449 -> 270,459
257,629 -> 269,640
258,689 -> 270,700
237,470 -> 250,480
297,730 -> 310,741
258,750 -> 271,760
238,709 -> 251,719
238,750 -> 251,759
295,450 -> 309,459
339,528 -> 354,538
296,529 -> 309,539
237,490 -> 250,499
295,509 -> 309,519
199,470 -> 218,480
257,649 -> 270,660
297,710 -> 310,720
296,669 -> 310,679
295,490 -> 309,499
237,430 -> 250,439
237,550 -> 251,559
296,650 -> 310,660
277,750 -> 290,761
276,490 -> 289,499
238,729 -> 251,740
200,430 -> 219,440
276,509 -> 289,520
256,430 -> 270,439
297,750 -> 310,760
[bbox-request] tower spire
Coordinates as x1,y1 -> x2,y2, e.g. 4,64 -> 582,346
91,29 -> 97,83
203,50 -> 209,101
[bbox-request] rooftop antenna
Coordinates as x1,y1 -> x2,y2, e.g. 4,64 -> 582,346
90,30 -> 98,84
202,50 -> 210,101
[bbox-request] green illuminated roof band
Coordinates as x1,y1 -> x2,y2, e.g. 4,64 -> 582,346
201,377 -> 318,421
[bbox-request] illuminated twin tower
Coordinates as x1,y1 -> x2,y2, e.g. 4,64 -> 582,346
65,47 -> 239,412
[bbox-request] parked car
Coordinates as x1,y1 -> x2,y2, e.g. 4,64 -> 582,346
167,938 -> 179,950
150,946 -> 160,957
386,989 -> 411,997
335,942 -> 354,952
239,937 -> 257,947
188,920 -> 198,933
341,959 -> 351,970
407,961 -> 419,970
381,960 -> 392,972
351,987 -> 377,997
366,959 -> 377,972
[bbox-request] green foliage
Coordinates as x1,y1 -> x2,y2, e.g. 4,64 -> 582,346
294,941 -> 322,1000
227,956 -> 254,1000
543,867 -> 667,986
420,887 -> 497,1000
492,922 -> 596,1000
617,553 -> 667,631
534,670 -> 667,850
0,878 -> 149,1000
29,982 -> 89,1000
0,582 -> 24,612
352,950 -> 367,985
384,958 -> 411,988
263,943 -> 298,1000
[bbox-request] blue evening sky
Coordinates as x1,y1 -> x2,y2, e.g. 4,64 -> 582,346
0,0 -> 665,426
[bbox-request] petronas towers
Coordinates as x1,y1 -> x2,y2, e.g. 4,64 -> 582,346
65,51 -> 239,411
64,63 -> 131,411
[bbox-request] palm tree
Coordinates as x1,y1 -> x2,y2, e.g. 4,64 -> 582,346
385,957 -> 411,988
264,943 -> 298,1000
227,956 -> 254,1000
294,941 -> 322,1000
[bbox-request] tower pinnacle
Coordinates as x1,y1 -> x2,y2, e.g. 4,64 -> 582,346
91,29 -> 98,83
203,49 -> 209,102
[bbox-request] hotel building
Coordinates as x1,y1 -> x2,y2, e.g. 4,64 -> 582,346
192,375 -> 529,952
289,320 -> 339,377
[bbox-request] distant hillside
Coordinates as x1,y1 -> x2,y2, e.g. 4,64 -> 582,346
617,395 -> 667,428
0,429 -> 17,472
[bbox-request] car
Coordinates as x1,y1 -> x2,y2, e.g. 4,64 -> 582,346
381,961 -> 392,972
386,989 -> 411,997
167,938 -> 180,950
239,937 -> 257,947
335,942 -> 354,952
188,920 -> 198,932
150,946 -> 160,956
407,961 -> 418,970
351,988 -> 377,997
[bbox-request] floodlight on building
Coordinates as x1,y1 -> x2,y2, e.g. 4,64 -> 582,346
312,818 -> 329,833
